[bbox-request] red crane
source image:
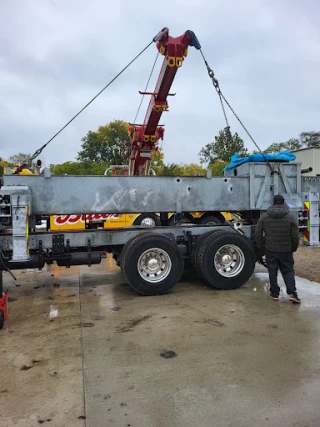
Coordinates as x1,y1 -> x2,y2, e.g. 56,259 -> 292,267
128,28 -> 201,176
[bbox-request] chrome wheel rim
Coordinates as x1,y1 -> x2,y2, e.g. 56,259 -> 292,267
138,248 -> 172,283
140,217 -> 156,227
214,244 -> 245,277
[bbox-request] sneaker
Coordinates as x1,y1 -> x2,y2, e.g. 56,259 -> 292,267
288,293 -> 301,304
270,294 -> 279,301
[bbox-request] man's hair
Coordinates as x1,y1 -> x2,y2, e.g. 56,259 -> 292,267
273,194 -> 285,205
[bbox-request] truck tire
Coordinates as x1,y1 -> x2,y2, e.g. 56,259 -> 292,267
196,230 -> 255,290
133,213 -> 161,227
191,230 -> 221,276
121,233 -> 184,295
197,215 -> 223,225
119,232 -> 154,270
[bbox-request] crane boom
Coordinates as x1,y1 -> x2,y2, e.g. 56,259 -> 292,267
128,28 -> 201,175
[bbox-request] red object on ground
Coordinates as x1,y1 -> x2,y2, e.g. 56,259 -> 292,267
0,290 -> 8,323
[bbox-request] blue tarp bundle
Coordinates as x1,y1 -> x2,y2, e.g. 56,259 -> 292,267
223,151 -> 296,171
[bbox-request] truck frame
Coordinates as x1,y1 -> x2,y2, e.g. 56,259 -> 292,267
0,28 -> 320,328
0,161 -> 319,309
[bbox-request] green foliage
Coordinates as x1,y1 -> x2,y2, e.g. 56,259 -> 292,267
151,148 -> 165,175
199,127 -> 248,164
77,120 -> 130,164
299,131 -> 320,148
159,163 -> 185,176
259,138 -> 302,154
209,160 -> 229,176
49,122 -> 320,179
181,163 -> 206,176
7,153 -> 32,166
256,133 -> 319,154
157,162 -> 207,177
0,158 -> 8,168
49,161 -> 111,175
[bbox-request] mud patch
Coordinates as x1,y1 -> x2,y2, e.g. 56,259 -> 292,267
160,350 -> 177,359
118,315 -> 153,333
20,359 -> 42,371
21,290 -> 32,296
81,322 -> 95,328
91,315 -> 106,321
196,319 -> 225,327
8,297 -> 18,302
20,365 -> 33,371
266,324 -> 278,329
111,306 -> 121,312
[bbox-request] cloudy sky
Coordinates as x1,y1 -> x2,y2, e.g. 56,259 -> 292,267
1,0 -> 320,166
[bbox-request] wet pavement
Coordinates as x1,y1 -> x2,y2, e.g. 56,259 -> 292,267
1,258 -> 320,427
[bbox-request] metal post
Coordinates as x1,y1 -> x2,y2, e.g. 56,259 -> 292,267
302,192 -> 320,246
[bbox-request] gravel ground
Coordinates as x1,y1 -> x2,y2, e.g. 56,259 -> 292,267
294,245 -> 320,283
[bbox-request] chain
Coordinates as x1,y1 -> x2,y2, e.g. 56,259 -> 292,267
217,92 -> 229,129
200,52 -> 229,129
200,50 -> 260,152
200,50 -> 275,172
218,90 -> 261,155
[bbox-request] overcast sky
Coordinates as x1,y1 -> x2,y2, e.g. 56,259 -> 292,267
1,0 -> 320,166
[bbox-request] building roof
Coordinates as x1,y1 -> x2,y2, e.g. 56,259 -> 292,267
292,146 -> 320,153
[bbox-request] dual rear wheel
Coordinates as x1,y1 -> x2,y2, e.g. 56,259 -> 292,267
191,230 -> 255,290
120,230 -> 256,295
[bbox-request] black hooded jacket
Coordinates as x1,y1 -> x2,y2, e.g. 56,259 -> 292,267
255,204 -> 300,252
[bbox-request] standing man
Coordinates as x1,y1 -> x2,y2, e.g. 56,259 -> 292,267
255,194 -> 301,303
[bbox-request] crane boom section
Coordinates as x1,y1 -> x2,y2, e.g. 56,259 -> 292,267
128,29 -> 200,176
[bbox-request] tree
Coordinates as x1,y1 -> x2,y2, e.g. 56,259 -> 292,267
199,127 -> 248,164
7,153 -> 32,165
0,157 -> 8,169
260,133 -> 320,154
160,163 -> 184,176
181,163 -> 206,176
50,161 -> 111,175
77,120 -> 130,165
262,138 -> 302,154
299,131 -> 320,148
151,148 -> 165,175
209,160 -> 228,176
156,162 -> 206,177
